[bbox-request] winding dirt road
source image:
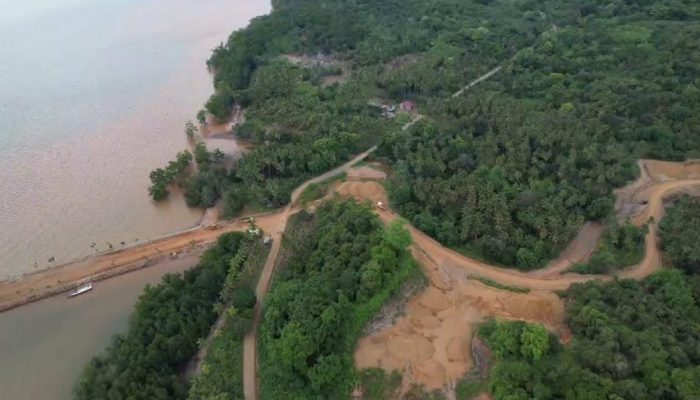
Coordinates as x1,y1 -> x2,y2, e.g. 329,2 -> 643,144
349,162 -> 700,393
347,171 -> 700,292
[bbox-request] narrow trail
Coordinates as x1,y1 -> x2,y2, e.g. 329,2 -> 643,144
184,303 -> 229,379
452,66 -> 503,98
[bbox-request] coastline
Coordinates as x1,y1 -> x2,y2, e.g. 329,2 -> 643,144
0,91 -> 252,311
0,220 -> 241,313
0,0 -> 273,279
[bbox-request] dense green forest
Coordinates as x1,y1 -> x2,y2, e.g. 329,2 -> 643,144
660,196 -> 700,275
372,0 -> 700,268
258,200 -> 418,399
74,233 -> 257,400
378,100 -> 636,268
473,199 -> 700,399
477,269 -> 700,400
158,0 -> 700,270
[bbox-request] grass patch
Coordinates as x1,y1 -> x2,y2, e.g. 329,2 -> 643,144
469,275 -> 530,293
297,172 -> 346,205
358,368 -> 402,400
456,379 -> 488,400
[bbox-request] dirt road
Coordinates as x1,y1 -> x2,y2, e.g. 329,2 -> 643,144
0,223 -> 247,313
452,66 -> 503,98
242,217 -> 286,400
374,177 -> 700,291
350,162 -> 700,392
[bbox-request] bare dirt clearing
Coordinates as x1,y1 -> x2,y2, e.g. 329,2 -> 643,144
335,180 -> 388,204
348,159 -> 700,393
281,53 -> 352,86
645,159 -> 700,180
355,274 -> 565,391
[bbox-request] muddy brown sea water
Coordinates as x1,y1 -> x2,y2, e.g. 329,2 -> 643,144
0,0 -> 270,279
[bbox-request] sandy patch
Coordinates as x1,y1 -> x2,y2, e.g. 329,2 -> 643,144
645,159 -> 700,180
335,180 -> 387,205
347,166 -> 387,180
355,272 -> 566,391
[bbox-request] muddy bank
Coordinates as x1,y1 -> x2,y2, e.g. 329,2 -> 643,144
0,241 -> 210,314
0,220 -> 246,313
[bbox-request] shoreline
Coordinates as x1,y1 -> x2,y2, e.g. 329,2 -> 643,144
0,106 -> 250,308
0,245 -> 209,314
0,219 -> 246,313
0,146 -> 378,315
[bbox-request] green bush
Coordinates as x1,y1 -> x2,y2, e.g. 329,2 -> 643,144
230,286 -> 257,310
481,273 -> 700,400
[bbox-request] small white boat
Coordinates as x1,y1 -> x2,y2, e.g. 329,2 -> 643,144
67,283 -> 93,298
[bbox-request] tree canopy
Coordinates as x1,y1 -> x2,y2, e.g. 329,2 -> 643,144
185,0 -> 700,269
480,270 -> 700,400
660,196 -> 700,275
259,201 -> 418,399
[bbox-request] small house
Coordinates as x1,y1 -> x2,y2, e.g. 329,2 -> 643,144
400,100 -> 417,111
